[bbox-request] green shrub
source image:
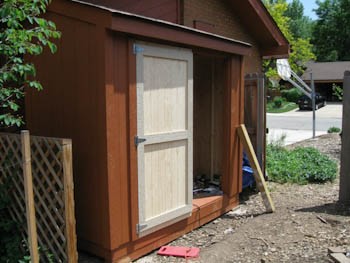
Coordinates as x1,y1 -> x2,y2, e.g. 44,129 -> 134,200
328,126 -> 341,133
281,88 -> 303,103
267,145 -> 337,184
273,96 -> 283,108
0,181 -> 27,262
332,83 -> 343,101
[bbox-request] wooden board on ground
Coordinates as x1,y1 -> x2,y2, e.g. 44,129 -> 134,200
237,124 -> 275,213
330,253 -> 350,263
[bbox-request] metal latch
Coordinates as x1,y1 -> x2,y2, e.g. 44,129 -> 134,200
134,136 -> 146,147
133,44 -> 145,54
136,223 -> 147,234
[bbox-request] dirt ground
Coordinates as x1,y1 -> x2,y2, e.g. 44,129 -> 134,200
81,133 -> 349,263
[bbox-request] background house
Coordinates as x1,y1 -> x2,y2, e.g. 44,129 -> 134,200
302,61 -> 350,101
25,0 -> 289,262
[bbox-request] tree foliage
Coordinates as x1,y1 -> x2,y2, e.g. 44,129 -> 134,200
262,0 -> 316,85
285,0 -> 314,39
0,0 -> 61,128
312,0 -> 350,61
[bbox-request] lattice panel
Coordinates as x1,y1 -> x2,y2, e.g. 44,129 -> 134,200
31,136 -> 67,262
0,133 -> 27,241
0,132 -> 77,263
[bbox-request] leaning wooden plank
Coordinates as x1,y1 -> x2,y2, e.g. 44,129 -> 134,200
21,130 -> 40,263
237,124 -> 275,212
330,253 -> 350,263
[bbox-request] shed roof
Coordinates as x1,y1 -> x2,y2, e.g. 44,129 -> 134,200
301,61 -> 350,82
228,0 -> 289,58
65,0 -> 289,58
51,0 -> 252,55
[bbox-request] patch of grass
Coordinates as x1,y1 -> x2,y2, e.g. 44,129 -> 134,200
327,126 -> 341,133
267,101 -> 298,113
267,144 -> 337,184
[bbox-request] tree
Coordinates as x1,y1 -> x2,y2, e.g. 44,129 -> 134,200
285,0 -> 314,39
262,0 -> 316,84
263,0 -> 293,41
0,0 -> 61,128
312,0 -> 350,61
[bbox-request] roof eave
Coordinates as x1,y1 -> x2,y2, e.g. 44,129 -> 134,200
110,11 -> 252,56
229,0 -> 290,58
70,0 -> 252,56
261,45 -> 290,59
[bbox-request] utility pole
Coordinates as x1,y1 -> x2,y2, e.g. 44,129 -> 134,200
340,71 -> 350,202
311,72 -> 316,138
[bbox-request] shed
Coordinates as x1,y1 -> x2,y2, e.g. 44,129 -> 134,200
25,0 -> 289,262
302,61 -> 350,100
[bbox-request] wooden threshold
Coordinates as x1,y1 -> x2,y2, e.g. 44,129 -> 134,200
78,194 -> 238,263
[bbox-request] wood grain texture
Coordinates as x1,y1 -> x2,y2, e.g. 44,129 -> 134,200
222,56 -> 243,198
79,0 -> 180,23
26,12 -> 110,249
143,56 -> 187,135
105,34 -> 132,248
21,131 -> 39,263
144,141 -> 188,220
107,194 -> 238,262
25,1 -> 250,260
1,132 -> 78,262
193,56 -> 224,179
237,124 -> 275,212
136,42 -> 193,236
62,141 -> 78,263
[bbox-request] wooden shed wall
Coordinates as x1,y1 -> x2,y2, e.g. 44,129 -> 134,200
75,0 -> 263,73
81,0 -> 181,23
104,36 -> 244,261
183,0 -> 262,73
104,33 -> 132,252
25,1 -> 246,261
25,12 -> 111,250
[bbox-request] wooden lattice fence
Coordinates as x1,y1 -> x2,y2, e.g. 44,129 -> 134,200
0,131 -> 77,262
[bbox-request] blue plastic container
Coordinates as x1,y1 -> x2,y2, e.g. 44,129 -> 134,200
242,165 -> 255,189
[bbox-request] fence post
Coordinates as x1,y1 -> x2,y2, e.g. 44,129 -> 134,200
340,71 -> 350,202
62,139 -> 78,262
21,130 -> 39,263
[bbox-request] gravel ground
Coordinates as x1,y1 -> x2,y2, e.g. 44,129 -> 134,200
81,133 -> 348,263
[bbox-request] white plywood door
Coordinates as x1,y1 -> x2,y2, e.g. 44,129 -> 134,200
135,42 -> 193,236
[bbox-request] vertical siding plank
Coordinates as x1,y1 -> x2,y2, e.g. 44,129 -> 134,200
222,56 -> 242,198
128,39 -> 139,241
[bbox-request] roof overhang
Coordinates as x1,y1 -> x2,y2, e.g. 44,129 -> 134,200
229,0 -> 290,59
109,9 -> 252,56
51,0 -> 252,56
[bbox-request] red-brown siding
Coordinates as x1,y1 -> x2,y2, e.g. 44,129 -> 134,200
26,12 -> 111,250
183,0 -> 262,73
25,1 -> 249,262
82,0 -> 180,23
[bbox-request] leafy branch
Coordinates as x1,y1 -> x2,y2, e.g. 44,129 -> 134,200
0,0 -> 61,128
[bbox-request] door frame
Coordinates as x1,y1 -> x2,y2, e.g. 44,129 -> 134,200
128,40 -> 244,241
134,41 -> 193,237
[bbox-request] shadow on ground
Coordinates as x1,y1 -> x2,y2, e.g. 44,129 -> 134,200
296,201 -> 350,216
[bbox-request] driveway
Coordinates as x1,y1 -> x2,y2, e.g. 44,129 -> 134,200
267,103 -> 343,145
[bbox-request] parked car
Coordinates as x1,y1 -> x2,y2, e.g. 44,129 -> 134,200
297,93 -> 326,110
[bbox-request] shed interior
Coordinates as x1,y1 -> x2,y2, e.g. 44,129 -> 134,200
193,55 -> 225,199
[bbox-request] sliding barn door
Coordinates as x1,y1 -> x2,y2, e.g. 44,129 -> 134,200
135,42 -> 193,236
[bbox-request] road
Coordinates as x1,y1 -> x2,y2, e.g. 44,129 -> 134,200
267,103 -> 343,145
267,103 -> 343,131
